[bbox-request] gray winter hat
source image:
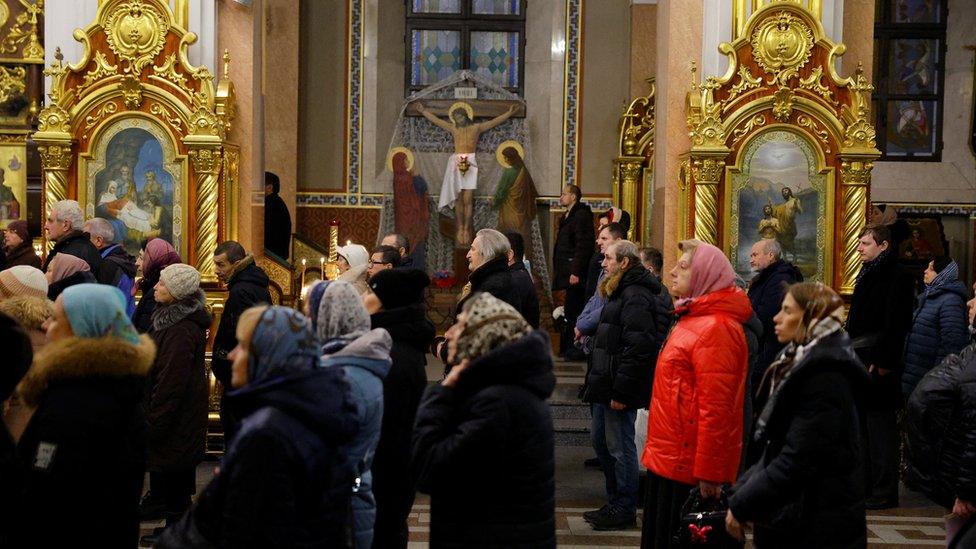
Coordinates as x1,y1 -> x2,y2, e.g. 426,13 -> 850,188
159,263 -> 201,300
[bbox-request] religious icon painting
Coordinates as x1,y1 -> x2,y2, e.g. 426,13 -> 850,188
892,0 -> 943,24
885,100 -> 938,157
727,129 -> 832,283
888,39 -> 939,95
82,118 -> 185,256
0,141 -> 27,227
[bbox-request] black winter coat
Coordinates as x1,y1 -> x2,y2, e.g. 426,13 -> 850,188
906,339 -> 976,509
263,192 -> 292,260
845,252 -> 916,409
13,334 -> 155,548
509,261 -> 540,328
370,303 -> 435,549
146,292 -> 212,471
46,269 -> 97,300
455,256 -> 520,319
584,265 -> 667,409
730,330 -> 869,549
160,368 -> 359,548
413,330 -> 556,548
4,242 -> 41,269
96,243 -> 137,287
902,280 -> 970,396
43,230 -> 102,274
552,202 -> 595,290
212,257 -> 272,387
133,271 -> 161,333
748,260 -> 803,375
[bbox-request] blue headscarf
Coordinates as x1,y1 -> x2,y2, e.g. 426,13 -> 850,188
248,306 -> 322,383
62,284 -> 140,345
306,280 -> 331,334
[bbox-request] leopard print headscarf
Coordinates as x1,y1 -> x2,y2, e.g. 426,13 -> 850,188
454,292 -> 531,362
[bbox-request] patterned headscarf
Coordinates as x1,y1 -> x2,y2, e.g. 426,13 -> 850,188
454,292 -> 531,362
143,238 -> 182,279
62,284 -> 140,345
924,260 -> 960,298
306,280 -> 330,333
316,280 -> 370,351
248,306 -> 322,383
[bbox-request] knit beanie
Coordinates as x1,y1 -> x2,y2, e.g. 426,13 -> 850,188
368,268 -> 429,310
159,263 -> 201,300
6,220 -> 29,244
0,265 -> 48,300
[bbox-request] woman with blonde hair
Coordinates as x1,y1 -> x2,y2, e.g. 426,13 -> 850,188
725,282 -> 868,547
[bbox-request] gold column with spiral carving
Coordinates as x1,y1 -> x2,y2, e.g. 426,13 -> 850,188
839,158 -> 872,294
691,157 -> 725,246
36,141 -> 73,250
188,146 -> 223,284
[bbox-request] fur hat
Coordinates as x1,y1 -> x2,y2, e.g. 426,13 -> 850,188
0,265 -> 48,300
5,220 -> 30,244
368,268 -> 429,310
337,244 -> 369,269
0,295 -> 54,331
159,263 -> 201,301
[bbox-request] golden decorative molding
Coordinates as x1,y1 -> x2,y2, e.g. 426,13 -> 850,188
103,0 -> 170,74
693,181 -> 720,245
1,0 -> 44,63
724,66 -> 763,107
149,101 -> 185,135
188,146 -> 222,283
613,78 -> 656,242
839,159 -> 872,293
117,75 -> 143,109
81,51 -> 119,90
797,114 -> 830,153
750,10 -> 814,85
692,158 -> 726,183
0,66 -> 26,104
798,66 -> 835,104
152,53 -> 193,97
37,142 -> 72,250
81,101 -> 119,139
731,114 -> 766,147
772,87 -> 794,121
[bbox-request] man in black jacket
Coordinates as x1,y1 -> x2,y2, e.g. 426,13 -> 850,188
552,185 -> 595,358
503,231 -> 540,328
212,241 -> 272,438
263,172 -> 292,259
845,225 -> 915,509
43,199 -> 101,274
747,238 -> 802,389
582,240 -> 666,530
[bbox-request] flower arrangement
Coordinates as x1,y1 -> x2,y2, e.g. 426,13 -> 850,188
431,270 -> 456,289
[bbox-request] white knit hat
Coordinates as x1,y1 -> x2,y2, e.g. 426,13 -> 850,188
0,266 -> 48,300
159,263 -> 201,301
337,244 -> 369,269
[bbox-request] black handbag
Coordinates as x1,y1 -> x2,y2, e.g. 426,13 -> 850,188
674,486 -> 744,548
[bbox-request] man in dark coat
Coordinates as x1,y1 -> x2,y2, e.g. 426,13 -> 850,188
263,172 -> 292,259
413,293 -> 556,548
85,217 -> 138,316
552,184 -> 595,358
212,241 -> 272,438
845,225 -> 916,509
366,268 -> 436,549
582,240 -> 667,530
747,238 -> 802,389
503,231 -> 540,328
43,199 -> 101,274
382,232 -> 423,270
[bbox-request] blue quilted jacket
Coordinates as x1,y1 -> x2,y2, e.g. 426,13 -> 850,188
902,279 -> 970,397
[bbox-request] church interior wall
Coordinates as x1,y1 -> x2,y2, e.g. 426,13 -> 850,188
263,0 -> 300,225
629,3 -> 656,99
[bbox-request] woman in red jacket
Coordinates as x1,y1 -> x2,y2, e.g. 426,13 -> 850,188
640,239 -> 752,548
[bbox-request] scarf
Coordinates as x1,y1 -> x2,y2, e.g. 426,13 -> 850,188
140,238 -> 182,295
247,306 -> 322,383
455,293 -> 530,362
306,280 -> 330,333
48,253 -> 89,283
923,260 -> 959,298
675,242 -> 737,308
151,289 -> 206,332
315,280 -> 370,352
759,308 -> 845,398
854,248 -> 890,286
62,284 -> 140,345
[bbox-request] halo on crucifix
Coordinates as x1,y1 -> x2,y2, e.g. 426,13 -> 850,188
495,140 -> 524,168
448,101 -> 474,121
386,146 -> 414,171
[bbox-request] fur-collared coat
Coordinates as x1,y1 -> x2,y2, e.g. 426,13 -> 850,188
13,335 -> 155,548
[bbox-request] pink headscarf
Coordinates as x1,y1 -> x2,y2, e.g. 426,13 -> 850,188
47,254 -> 90,284
678,240 -> 737,305
143,238 -> 182,278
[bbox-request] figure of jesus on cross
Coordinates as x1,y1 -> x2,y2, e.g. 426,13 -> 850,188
418,101 -> 517,247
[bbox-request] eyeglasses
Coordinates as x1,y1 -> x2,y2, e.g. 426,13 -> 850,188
368,259 -> 390,267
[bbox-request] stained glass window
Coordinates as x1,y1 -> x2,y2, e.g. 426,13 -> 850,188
406,1 -> 525,95
872,0 -> 946,160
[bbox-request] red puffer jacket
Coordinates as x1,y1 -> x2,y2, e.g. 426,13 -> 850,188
642,286 -> 752,485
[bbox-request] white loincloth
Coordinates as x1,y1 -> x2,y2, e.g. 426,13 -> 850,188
438,153 -> 478,210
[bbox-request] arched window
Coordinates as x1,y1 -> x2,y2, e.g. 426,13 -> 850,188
405,0 -> 526,96
872,0 -> 948,160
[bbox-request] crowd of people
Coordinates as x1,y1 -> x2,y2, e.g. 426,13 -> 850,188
1,191 -> 975,547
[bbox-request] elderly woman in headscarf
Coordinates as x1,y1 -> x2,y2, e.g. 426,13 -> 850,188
14,284 -> 155,547
159,306 -> 359,548
132,238 -> 182,332
308,280 -> 392,549
725,282 -> 868,548
45,253 -> 97,300
640,239 -> 753,549
412,292 -> 556,548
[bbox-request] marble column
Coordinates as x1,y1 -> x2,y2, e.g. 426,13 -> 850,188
841,0 -> 874,82
650,0 -> 703,270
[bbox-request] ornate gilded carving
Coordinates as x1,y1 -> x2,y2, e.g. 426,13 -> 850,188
731,114 -> 766,147
81,101 -> 119,139
215,50 -> 237,135
38,142 -> 72,246
103,0 -> 170,74
152,53 -> 193,96
2,0 -> 44,62
692,158 -> 725,183
81,52 -> 119,90
750,10 -> 814,85
842,65 -> 877,150
37,143 -> 72,170
839,159 -> 872,293
118,75 -> 143,109
0,66 -> 26,104
36,104 -> 70,133
797,114 -> 831,153
772,87 -> 794,121
188,147 -> 222,283
693,182 -> 720,246
149,102 -> 185,135
798,66 -> 835,104
724,66 -> 762,106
